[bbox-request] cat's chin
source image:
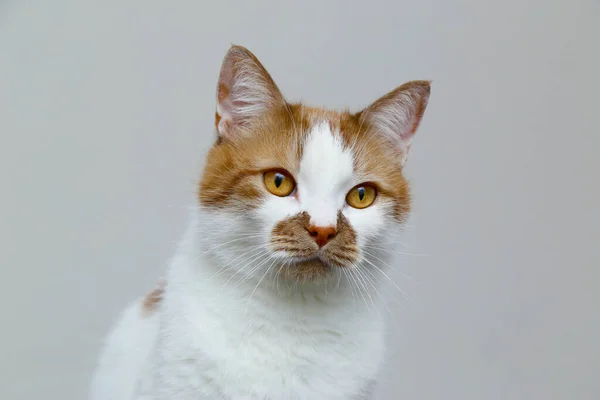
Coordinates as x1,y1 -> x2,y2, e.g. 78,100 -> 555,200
277,257 -> 341,284
279,257 -> 343,283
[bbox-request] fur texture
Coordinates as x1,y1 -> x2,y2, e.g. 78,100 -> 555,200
90,45 -> 430,399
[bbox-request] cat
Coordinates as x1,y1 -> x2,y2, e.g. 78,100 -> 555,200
89,45 -> 431,400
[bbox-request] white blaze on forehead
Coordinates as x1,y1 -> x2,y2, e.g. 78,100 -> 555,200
298,121 -> 355,227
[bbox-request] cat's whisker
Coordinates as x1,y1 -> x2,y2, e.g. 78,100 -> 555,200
277,258 -> 295,294
202,248 -> 267,278
346,267 -> 370,314
273,259 -> 285,293
217,249 -> 271,293
355,269 -> 377,318
360,257 -> 412,301
245,256 -> 278,313
198,234 -> 264,256
363,245 -> 428,257
335,266 -> 343,290
206,245 -> 267,281
359,265 -> 399,326
341,268 -> 357,310
234,252 -> 276,289
362,249 -> 415,282
357,266 -> 388,320
351,265 -> 379,317
362,269 -> 406,317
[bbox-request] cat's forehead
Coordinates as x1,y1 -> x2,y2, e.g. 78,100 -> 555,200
239,105 -> 400,185
298,121 -> 355,192
291,107 -> 397,187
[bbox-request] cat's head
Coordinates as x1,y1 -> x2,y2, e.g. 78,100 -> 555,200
198,45 -> 430,284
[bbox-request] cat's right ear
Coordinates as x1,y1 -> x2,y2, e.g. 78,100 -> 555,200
357,80 -> 431,166
215,45 -> 286,140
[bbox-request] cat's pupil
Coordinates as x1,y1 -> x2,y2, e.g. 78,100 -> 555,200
358,187 -> 365,201
274,173 -> 284,188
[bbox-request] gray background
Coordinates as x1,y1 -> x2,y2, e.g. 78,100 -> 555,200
1,0 -> 599,399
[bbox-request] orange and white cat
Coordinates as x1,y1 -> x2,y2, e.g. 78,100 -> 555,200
90,45 -> 431,400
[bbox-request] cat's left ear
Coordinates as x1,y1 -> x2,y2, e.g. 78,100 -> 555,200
358,81 -> 431,166
215,45 -> 286,140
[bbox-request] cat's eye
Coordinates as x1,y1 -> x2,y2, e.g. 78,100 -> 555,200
346,184 -> 377,209
263,170 -> 296,197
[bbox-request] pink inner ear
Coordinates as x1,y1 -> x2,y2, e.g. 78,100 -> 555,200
216,94 -> 258,138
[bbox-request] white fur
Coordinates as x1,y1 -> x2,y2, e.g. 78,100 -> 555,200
90,121 -> 402,400
297,122 -> 354,227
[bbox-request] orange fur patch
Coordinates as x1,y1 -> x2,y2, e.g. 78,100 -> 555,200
200,105 -> 304,208
141,279 -> 165,317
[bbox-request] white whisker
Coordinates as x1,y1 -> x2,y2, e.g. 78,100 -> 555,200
206,245 -> 266,281
341,268 -> 356,309
217,249 -> 271,293
363,245 -> 428,257
352,265 -> 379,317
245,256 -> 278,313
362,249 -> 415,282
361,257 -> 412,301
234,253 -> 275,288
347,268 -> 371,315
360,265 -> 398,326
198,234 -> 264,256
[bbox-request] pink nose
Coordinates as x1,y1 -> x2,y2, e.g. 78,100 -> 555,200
307,225 -> 337,247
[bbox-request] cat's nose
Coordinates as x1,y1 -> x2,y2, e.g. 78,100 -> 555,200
306,225 -> 337,247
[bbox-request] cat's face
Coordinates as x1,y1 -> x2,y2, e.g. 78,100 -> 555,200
198,46 -> 430,284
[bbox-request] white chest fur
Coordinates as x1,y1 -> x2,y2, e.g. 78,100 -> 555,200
147,231 -> 386,399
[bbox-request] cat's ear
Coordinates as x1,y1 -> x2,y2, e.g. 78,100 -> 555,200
358,81 -> 431,166
215,45 -> 286,139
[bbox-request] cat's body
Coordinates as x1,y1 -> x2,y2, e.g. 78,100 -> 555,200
90,45 -> 430,399
91,210 -> 384,400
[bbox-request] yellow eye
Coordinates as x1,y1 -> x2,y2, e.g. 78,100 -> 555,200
263,170 -> 295,197
346,184 -> 377,209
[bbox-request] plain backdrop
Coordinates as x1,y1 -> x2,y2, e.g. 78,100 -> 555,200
1,1 -> 599,399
